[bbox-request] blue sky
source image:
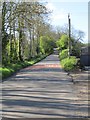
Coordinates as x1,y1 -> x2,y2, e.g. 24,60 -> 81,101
46,1 -> 88,43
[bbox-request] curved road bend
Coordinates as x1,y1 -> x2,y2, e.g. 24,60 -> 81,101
2,53 -> 88,118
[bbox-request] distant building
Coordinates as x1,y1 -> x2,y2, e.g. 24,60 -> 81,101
80,46 -> 90,66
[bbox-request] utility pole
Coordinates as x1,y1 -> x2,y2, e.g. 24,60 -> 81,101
68,13 -> 72,57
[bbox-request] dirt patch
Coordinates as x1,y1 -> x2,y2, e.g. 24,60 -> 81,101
68,69 -> 89,83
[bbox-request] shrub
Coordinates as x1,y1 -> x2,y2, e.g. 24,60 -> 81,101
61,56 -> 78,71
59,49 -> 68,60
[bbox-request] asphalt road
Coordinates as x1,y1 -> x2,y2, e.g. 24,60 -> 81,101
2,54 -> 88,118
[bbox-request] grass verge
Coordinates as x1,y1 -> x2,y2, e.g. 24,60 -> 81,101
0,54 -> 48,80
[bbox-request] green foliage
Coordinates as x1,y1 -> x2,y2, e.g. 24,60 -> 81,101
6,39 -> 19,63
83,43 -> 90,47
1,54 -> 48,79
71,39 -> 84,57
59,49 -> 68,60
40,36 -> 54,54
0,68 -> 14,79
2,2 -> 51,65
61,56 -> 78,71
56,34 -> 68,50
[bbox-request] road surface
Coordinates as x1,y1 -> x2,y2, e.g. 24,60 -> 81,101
2,54 -> 88,118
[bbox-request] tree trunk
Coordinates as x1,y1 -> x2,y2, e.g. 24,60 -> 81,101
9,24 -> 13,63
19,21 -> 23,61
2,2 -> 7,64
29,29 -> 32,59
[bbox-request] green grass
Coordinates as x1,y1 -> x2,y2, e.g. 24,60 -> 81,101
1,54 -> 48,80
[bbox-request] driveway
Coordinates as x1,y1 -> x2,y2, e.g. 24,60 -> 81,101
2,54 -> 88,118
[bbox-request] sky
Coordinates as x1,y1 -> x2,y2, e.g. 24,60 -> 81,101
45,1 -> 88,43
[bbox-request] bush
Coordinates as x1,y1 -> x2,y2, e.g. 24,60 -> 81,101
59,49 -> 68,60
61,56 -> 78,71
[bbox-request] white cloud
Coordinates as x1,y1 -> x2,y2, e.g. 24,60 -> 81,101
53,14 -> 65,20
46,2 -> 67,25
46,2 -> 56,11
51,8 -> 67,21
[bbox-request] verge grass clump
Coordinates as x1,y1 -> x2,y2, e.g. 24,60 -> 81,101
1,54 -> 49,80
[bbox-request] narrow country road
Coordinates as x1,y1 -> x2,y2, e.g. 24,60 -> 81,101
2,53 -> 88,118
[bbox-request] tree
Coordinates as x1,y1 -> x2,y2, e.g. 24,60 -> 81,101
2,2 -> 9,64
72,28 -> 85,42
1,1 -> 51,65
40,36 -> 54,54
56,34 -> 69,50
55,24 -> 85,43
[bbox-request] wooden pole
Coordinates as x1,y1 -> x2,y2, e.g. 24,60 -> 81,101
68,13 -> 71,57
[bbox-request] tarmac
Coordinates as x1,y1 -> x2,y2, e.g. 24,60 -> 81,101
2,53 -> 89,119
